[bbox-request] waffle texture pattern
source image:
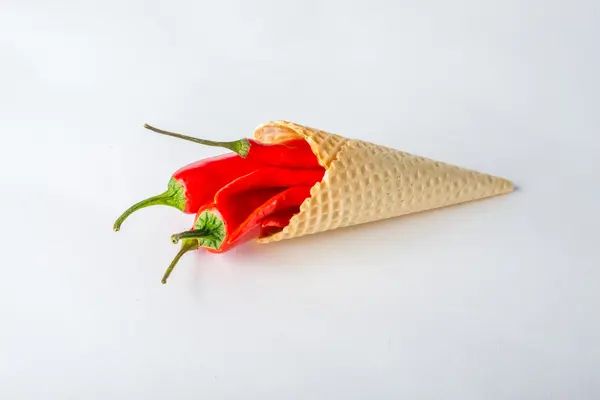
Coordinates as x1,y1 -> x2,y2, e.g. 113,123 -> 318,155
254,121 -> 514,243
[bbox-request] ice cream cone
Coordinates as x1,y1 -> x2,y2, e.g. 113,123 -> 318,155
254,121 -> 514,243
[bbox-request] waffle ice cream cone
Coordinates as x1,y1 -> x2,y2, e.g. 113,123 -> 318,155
254,121 -> 514,244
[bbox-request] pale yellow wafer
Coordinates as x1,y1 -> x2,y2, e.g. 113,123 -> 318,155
254,121 -> 514,243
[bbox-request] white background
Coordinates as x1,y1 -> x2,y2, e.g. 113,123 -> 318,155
1,0 -> 599,399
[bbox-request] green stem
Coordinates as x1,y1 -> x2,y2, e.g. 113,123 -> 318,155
170,229 -> 210,244
113,192 -> 171,232
170,211 -> 226,251
162,239 -> 199,284
144,123 -> 251,157
113,178 -> 185,232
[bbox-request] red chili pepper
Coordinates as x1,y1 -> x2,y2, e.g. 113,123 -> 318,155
144,124 -> 322,169
258,208 -> 301,238
203,166 -> 324,248
113,153 -> 260,231
261,208 -> 300,228
162,185 -> 315,284
161,186 -> 292,283
226,186 -> 312,245
114,125 -> 325,284
215,167 -> 324,203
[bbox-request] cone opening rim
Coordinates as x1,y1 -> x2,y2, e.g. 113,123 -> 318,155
252,121 -> 350,242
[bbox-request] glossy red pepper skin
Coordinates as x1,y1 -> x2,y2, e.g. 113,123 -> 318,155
225,186 -> 313,246
112,153 -> 261,231
261,208 -> 300,228
173,153 -> 260,213
242,139 -> 322,169
163,184 -> 312,283
164,168 -> 321,283
211,166 -> 323,237
215,167 -> 324,205
171,186 -> 289,259
180,186 -> 311,255
171,184 -> 313,258
258,208 -> 301,238
119,124 -> 328,284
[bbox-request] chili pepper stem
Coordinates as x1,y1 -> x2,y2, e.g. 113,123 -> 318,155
113,192 -> 170,231
170,228 -> 213,244
113,178 -> 185,232
162,239 -> 199,284
144,123 -> 251,158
